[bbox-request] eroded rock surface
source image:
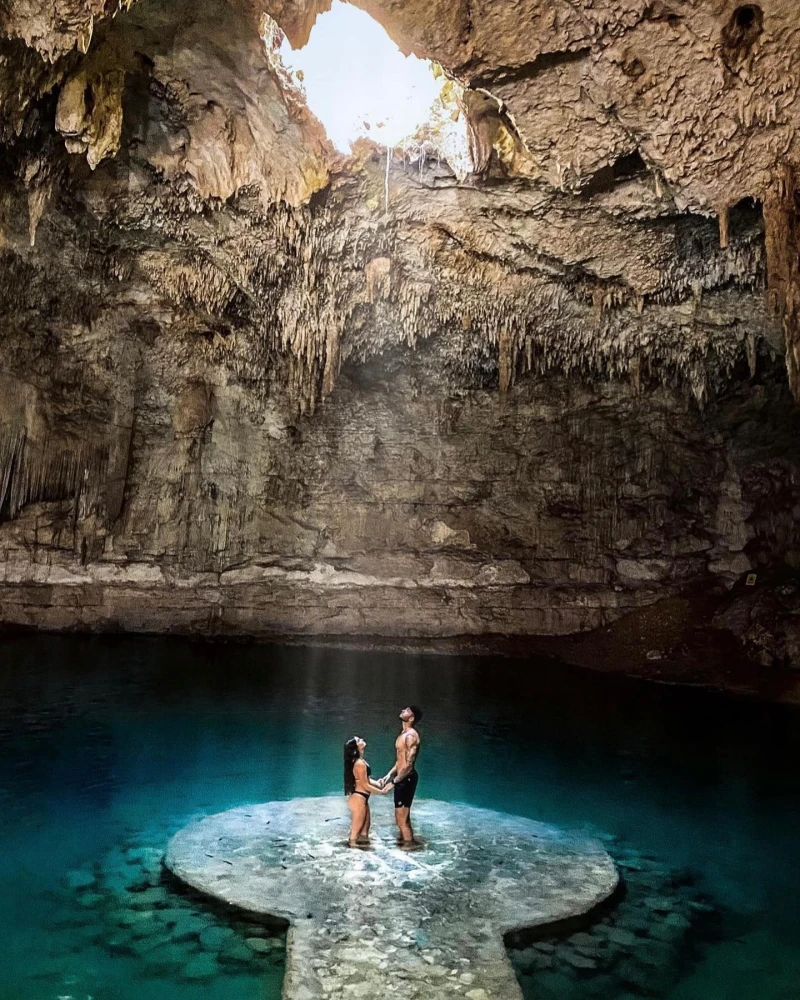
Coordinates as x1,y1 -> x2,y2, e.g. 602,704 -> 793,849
164,797 -> 619,1000
1,0 -> 799,681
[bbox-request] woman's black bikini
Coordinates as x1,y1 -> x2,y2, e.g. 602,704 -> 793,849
353,760 -> 371,799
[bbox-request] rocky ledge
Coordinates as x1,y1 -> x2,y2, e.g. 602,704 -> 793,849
164,797 -> 619,1000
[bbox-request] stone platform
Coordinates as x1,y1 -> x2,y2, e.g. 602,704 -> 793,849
164,797 -> 618,1000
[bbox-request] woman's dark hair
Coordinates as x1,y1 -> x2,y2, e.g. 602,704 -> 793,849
409,705 -> 423,725
343,737 -> 360,796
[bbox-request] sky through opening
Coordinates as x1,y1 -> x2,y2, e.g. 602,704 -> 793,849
272,0 -> 463,157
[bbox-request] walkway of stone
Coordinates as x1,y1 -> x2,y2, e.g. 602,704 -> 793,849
165,797 -> 618,1000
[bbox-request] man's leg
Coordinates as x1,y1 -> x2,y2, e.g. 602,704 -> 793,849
394,771 -> 419,844
395,805 -> 413,843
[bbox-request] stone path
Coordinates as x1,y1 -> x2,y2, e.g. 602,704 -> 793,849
165,797 -> 618,1000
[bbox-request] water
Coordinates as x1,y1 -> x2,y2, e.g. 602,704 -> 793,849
1,634 -> 799,1000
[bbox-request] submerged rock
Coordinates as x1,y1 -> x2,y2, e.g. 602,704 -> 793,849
64,870 -> 95,891
509,839 -> 719,1000
181,953 -> 219,980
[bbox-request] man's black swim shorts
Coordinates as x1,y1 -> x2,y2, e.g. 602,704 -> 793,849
393,770 -> 419,808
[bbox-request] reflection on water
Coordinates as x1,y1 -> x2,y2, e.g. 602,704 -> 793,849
1,634 -> 799,999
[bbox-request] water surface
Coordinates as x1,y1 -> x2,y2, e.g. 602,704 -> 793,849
1,634 -> 798,999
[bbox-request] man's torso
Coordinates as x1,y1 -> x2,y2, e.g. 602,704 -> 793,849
395,728 -> 420,772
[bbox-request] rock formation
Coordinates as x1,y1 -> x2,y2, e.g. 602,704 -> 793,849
165,797 -> 619,1000
1,0 -> 799,689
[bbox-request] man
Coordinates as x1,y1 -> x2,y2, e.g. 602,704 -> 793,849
380,705 -> 422,846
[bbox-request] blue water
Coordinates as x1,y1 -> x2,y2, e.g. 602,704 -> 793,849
1,634 -> 799,999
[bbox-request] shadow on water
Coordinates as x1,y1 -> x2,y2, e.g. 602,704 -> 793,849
1,633 -> 799,999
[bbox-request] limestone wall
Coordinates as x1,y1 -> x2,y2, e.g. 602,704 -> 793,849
1,337 -> 798,640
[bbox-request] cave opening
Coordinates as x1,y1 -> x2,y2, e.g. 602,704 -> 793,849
735,4 -> 759,30
262,0 -> 470,172
721,4 -> 764,57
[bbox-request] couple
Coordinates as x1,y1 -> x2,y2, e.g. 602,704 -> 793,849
343,705 -> 422,848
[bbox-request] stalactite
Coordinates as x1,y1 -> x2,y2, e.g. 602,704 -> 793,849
630,356 -> 642,394
56,68 -> 126,170
498,326 -> 514,396
366,257 -> 391,304
718,204 -> 730,249
764,164 -> 800,398
124,176 -> 771,414
27,181 -> 52,248
76,15 -> 94,55
0,429 -> 110,523
746,332 -> 757,378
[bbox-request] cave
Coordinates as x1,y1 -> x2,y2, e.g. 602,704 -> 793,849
1,0 -> 800,997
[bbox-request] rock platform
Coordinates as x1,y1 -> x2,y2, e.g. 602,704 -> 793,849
165,797 -> 618,1000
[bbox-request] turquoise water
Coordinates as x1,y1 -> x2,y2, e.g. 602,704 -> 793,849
1,634 -> 799,999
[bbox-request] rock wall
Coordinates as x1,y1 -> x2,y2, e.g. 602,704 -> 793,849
1,0 -> 800,675
1,328 -> 798,641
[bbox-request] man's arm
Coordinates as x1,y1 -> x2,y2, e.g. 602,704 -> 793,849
392,732 -> 420,784
379,764 -> 398,787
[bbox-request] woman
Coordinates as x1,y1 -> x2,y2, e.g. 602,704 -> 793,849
344,736 -> 388,847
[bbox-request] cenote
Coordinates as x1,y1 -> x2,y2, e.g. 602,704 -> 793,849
4,0 -> 800,995
1,634 -> 799,1000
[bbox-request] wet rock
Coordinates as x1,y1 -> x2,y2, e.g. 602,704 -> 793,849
199,925 -> 236,949
688,899 -> 716,915
65,870 -> 95,890
105,934 -> 135,956
125,847 -> 164,871
615,913 -> 652,936
648,920 -> 686,944
607,927 -> 637,947
166,797 -> 617,1000
618,958 -> 663,996
139,941 -> 187,976
509,838 -> 720,1000
164,912 -> 207,942
181,953 -> 219,980
126,878 -> 154,893
114,908 -> 158,929
245,937 -> 274,954
128,932 -> 175,956
643,896 -> 675,913
127,886 -> 168,909
76,892 -> 104,908
219,938 -> 259,965
565,951 -> 597,970
665,912 -> 692,931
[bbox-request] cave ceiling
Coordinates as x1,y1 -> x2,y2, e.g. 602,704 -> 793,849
0,0 -> 799,408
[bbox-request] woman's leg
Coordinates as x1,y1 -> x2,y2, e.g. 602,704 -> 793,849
348,795 -> 366,845
358,803 -> 371,841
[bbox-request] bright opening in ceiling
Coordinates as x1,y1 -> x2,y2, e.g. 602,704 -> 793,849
264,1 -> 471,176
